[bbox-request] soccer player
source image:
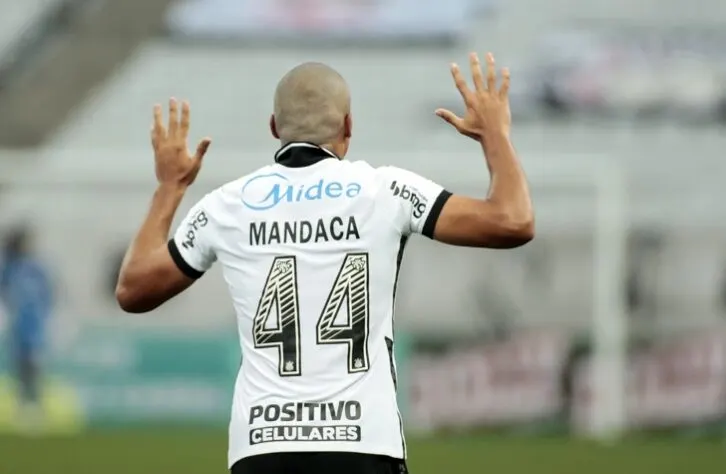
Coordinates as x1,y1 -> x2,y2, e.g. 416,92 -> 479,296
116,52 -> 533,474
0,225 -> 53,431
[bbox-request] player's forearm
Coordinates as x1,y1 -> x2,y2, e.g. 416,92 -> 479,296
118,184 -> 186,282
480,131 -> 534,234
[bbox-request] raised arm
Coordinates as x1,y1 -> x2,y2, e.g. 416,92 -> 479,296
115,98 -> 212,313
433,52 -> 533,248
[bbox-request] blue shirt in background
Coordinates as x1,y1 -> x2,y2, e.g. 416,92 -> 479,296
0,256 -> 53,353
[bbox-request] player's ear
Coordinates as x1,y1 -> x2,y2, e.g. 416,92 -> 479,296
270,115 -> 280,139
343,114 -> 352,139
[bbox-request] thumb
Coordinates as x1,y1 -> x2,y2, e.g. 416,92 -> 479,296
194,137 -> 212,163
435,109 -> 463,128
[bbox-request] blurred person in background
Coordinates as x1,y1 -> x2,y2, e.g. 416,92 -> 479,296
0,225 -> 53,431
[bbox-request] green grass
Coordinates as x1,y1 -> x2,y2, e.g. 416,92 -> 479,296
0,429 -> 724,474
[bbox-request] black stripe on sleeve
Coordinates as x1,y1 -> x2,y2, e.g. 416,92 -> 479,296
421,190 -> 452,239
167,239 -> 205,279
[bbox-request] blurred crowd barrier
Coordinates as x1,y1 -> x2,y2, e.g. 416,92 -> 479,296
409,329 -> 726,436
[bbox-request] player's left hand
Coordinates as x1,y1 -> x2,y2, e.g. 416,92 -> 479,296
151,98 -> 212,188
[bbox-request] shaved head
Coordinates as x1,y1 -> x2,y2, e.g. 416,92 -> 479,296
272,62 -> 351,149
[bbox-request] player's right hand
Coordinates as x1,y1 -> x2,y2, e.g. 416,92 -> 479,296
151,98 -> 212,188
436,52 -> 511,141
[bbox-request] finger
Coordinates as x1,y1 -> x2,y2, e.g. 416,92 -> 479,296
194,137 -> 212,163
435,109 -> 464,128
180,101 -> 191,139
470,52 -> 485,92
499,67 -> 510,98
450,63 -> 471,101
152,104 -> 164,136
486,52 -> 496,92
168,98 -> 179,136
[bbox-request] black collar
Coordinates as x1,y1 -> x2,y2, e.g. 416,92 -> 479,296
274,142 -> 339,168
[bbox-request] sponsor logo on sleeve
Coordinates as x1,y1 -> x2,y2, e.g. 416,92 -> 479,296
181,210 -> 208,249
390,181 -> 428,219
242,173 -> 362,211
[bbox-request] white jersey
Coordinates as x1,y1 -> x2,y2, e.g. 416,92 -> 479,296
169,143 -> 451,467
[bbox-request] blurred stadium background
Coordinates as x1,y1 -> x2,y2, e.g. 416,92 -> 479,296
1,0 -> 726,472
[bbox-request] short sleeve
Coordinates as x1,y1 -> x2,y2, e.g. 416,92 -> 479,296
168,194 -> 218,279
378,166 -> 452,238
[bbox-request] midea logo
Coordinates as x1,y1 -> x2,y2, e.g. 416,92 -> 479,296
242,173 -> 362,211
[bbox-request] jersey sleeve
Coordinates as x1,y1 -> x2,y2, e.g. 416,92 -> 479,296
167,194 -> 219,279
378,166 -> 452,238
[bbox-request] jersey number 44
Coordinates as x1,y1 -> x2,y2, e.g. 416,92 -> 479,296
253,253 -> 370,377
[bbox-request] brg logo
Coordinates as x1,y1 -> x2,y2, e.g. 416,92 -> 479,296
242,173 -> 362,211
390,180 -> 428,218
